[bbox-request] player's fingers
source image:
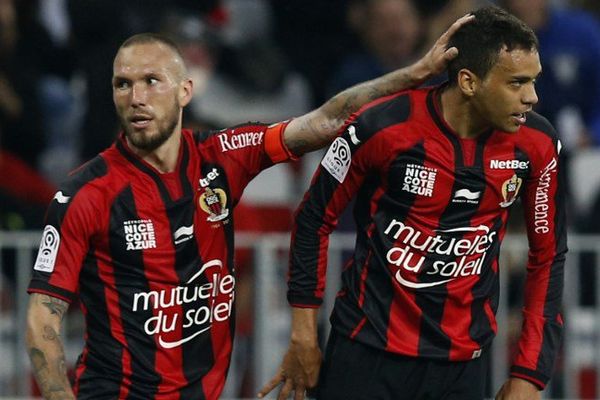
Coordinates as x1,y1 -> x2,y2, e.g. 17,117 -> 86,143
444,47 -> 459,60
278,378 -> 294,400
257,373 -> 285,398
294,383 -> 307,400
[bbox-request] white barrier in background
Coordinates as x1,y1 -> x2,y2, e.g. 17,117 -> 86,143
1,231 -> 599,399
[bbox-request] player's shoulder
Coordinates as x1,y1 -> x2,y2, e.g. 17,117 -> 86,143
521,111 -> 559,142
350,88 -> 424,144
60,155 -> 109,197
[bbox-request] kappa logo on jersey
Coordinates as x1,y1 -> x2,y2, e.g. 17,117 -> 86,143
34,225 -> 60,272
384,220 -> 496,289
132,259 -> 235,349
499,174 -> 523,208
123,219 -> 156,250
173,225 -> 194,245
199,187 -> 229,222
321,137 -> 351,183
402,164 -> 437,197
489,159 -> 529,170
452,188 -> 481,204
198,168 -> 220,188
346,125 -> 360,145
53,191 -> 71,204
218,130 -> 264,152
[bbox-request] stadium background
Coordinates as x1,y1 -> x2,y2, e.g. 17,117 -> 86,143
2,0 -> 600,398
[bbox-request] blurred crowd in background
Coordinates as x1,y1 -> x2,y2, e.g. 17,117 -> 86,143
2,0 -> 600,397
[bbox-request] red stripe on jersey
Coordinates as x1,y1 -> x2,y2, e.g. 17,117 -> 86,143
442,277 -> 480,359
386,287 -> 421,356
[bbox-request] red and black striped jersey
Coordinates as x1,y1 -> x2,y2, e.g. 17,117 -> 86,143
28,123 -> 292,400
288,85 -> 566,389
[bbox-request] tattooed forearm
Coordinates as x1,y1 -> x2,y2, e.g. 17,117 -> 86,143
28,347 -> 74,400
40,295 -> 69,321
26,294 -> 75,400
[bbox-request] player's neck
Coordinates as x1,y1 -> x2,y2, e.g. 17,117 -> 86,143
127,127 -> 182,174
439,86 -> 490,139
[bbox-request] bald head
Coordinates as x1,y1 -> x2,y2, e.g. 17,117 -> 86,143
116,33 -> 188,80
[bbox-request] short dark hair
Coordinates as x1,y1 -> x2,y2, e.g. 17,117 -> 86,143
447,6 -> 539,84
119,32 -> 184,60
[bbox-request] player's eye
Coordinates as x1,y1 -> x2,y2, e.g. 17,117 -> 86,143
147,77 -> 159,85
114,80 -> 130,89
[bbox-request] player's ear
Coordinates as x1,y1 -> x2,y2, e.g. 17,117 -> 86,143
457,69 -> 478,97
179,78 -> 193,107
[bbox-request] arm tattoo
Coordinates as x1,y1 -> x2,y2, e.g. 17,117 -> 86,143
39,295 -> 69,321
42,325 -> 59,342
29,347 -> 73,400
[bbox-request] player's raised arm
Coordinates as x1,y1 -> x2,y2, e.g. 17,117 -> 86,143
282,13 -> 474,156
25,293 -> 75,400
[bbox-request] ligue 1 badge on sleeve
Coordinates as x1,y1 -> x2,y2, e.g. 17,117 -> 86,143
499,174 -> 522,208
199,187 -> 229,222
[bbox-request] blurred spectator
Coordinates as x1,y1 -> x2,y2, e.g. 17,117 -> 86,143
0,0 -> 71,169
269,0 -> 356,105
502,0 -> 600,151
327,0 -> 423,96
174,0 -> 312,129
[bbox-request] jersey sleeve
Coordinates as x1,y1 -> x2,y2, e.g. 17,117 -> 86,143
27,164 -> 104,303
198,120 -> 296,203
287,120 -> 390,307
510,125 -> 567,389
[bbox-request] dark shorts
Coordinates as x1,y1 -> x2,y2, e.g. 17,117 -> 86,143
316,330 -> 489,400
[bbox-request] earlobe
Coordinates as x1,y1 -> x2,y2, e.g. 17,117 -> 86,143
179,79 -> 194,107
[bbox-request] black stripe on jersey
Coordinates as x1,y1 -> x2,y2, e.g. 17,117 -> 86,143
514,147 -> 532,197
468,216 -> 503,348
353,94 -> 411,144
77,244 -> 122,399
332,174 -> 382,339
193,129 -> 218,145
179,139 -> 193,197
109,186 -> 160,399
28,281 -> 77,303
352,142 -> 426,346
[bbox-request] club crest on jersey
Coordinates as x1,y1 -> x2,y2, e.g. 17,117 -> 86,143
199,187 -> 229,222
499,174 -> 522,208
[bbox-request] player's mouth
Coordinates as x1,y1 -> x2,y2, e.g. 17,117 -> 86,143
130,114 -> 153,129
511,110 -> 530,125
